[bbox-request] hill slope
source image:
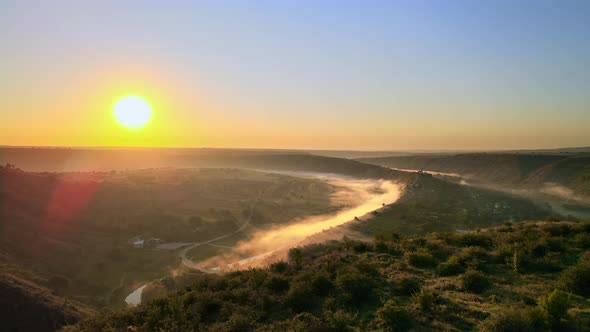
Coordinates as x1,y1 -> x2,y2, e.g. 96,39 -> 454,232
0,271 -> 92,332
0,166 -> 348,309
357,153 -> 590,201
67,221 -> 590,331
348,173 -> 557,236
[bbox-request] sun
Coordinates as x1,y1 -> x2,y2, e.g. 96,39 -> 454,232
113,96 -> 153,129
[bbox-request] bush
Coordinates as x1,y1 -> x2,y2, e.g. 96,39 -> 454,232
406,250 -> 437,268
458,246 -> 490,271
289,313 -> 325,331
375,300 -> 413,332
458,233 -> 493,248
288,248 -> 304,270
437,256 -> 464,276
270,261 -> 289,273
539,289 -> 569,324
575,233 -> 590,248
335,269 -> 374,306
393,277 -> 422,296
413,289 -> 436,312
324,309 -> 357,331
479,307 -> 545,332
219,308 -> 257,332
461,269 -> 490,293
285,281 -> 319,313
544,224 -> 573,236
310,273 -> 333,296
559,261 -> 590,297
265,275 -> 290,293
511,249 -> 529,273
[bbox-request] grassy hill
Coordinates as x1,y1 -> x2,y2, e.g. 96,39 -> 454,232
0,260 -> 93,332
66,221 -> 590,331
357,153 -> 590,201
348,173 -> 559,236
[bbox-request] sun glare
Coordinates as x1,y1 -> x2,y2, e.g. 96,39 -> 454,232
113,96 -> 153,129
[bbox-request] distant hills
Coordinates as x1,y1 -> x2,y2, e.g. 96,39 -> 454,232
0,147 -> 411,181
357,153 -> 590,202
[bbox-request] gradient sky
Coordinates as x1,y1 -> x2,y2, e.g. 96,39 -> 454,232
1,0 -> 589,150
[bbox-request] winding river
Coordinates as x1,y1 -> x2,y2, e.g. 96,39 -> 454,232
125,174 -> 402,306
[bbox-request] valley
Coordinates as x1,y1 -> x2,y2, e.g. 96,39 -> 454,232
1,148 -> 588,331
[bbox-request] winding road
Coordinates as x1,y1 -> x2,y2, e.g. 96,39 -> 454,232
178,189 -> 266,273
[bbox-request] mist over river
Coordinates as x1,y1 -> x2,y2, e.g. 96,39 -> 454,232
201,177 -> 402,271
126,174 -> 403,306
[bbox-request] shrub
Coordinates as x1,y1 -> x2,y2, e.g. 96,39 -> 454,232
511,249 -> 529,273
285,281 -> 319,313
559,261 -> 590,297
309,274 -> 332,297
393,277 -> 422,296
219,308 -> 257,332
265,275 -> 290,293
288,248 -> 304,270
335,269 -> 374,306
461,269 -> 490,293
270,261 -> 289,273
437,256 -> 464,276
575,233 -> 590,248
458,233 -> 493,248
406,250 -> 437,268
544,224 -> 573,236
375,241 -> 390,253
458,246 -> 490,271
413,289 -> 436,312
289,313 -> 325,331
375,300 -> 413,332
478,308 -> 536,332
324,309 -> 357,331
539,289 -> 569,324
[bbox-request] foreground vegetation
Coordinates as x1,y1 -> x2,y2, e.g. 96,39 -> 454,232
68,221 -> 590,331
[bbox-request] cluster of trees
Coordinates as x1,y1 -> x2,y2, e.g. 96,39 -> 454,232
67,220 -> 590,331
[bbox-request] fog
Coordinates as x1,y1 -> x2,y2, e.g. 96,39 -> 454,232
200,178 -> 402,271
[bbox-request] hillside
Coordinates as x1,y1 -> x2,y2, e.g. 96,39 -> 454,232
357,153 -> 590,201
348,173 -> 558,236
0,166 -> 345,309
67,221 -> 590,331
0,269 -> 92,332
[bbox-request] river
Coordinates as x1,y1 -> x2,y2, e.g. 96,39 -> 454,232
124,174 -> 402,306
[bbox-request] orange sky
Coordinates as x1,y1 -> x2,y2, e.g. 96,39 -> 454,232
1,2 -> 589,150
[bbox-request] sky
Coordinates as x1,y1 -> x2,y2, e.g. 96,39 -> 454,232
1,0 -> 589,150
